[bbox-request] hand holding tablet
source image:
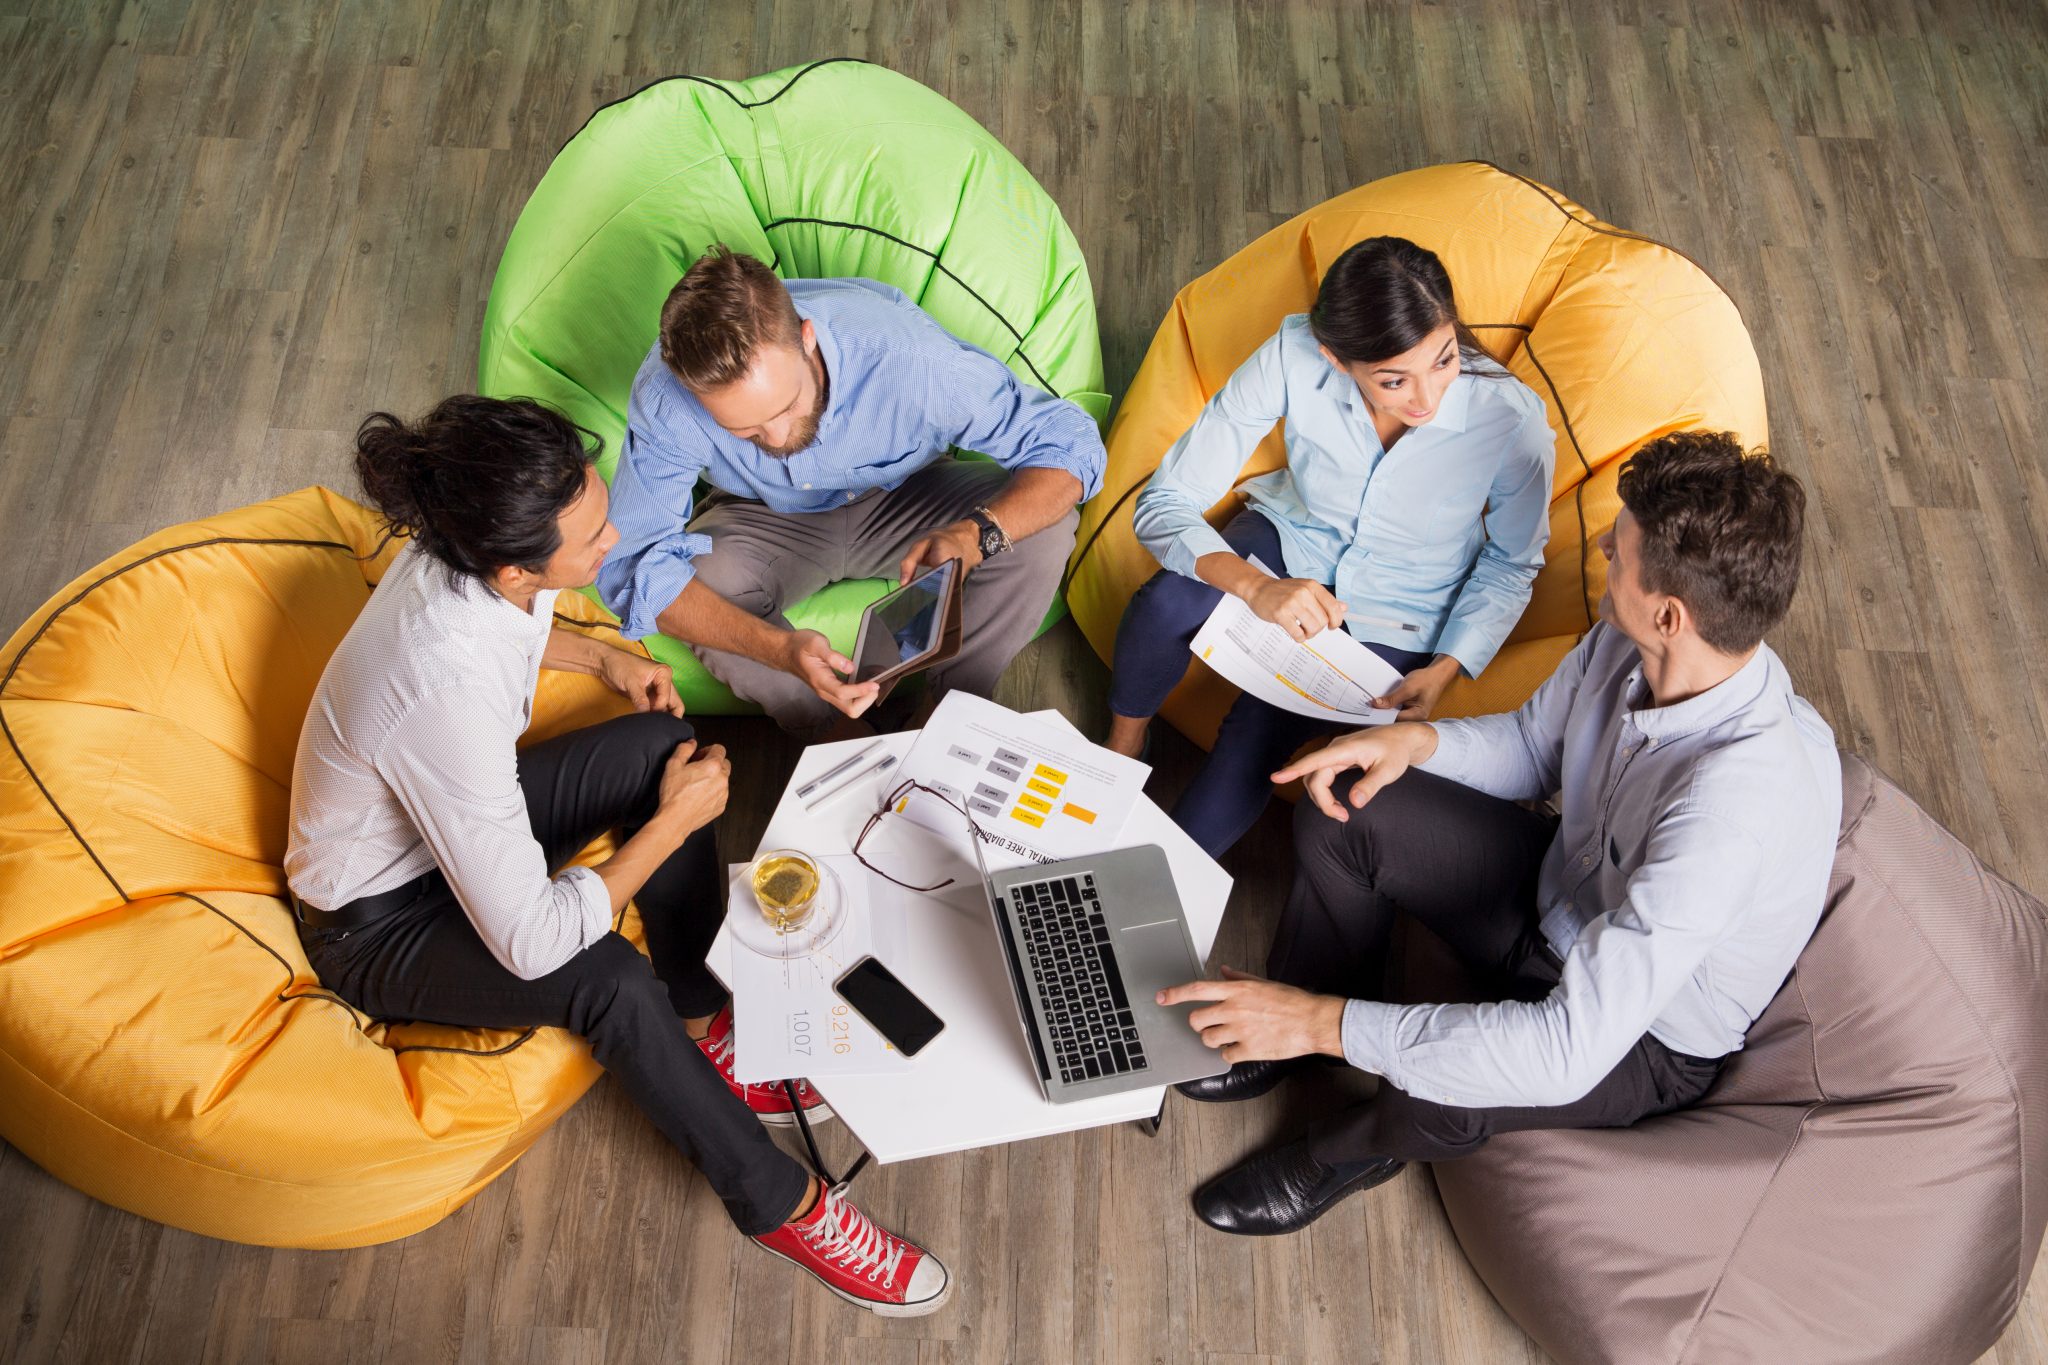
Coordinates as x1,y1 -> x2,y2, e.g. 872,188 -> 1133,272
851,558 -> 966,690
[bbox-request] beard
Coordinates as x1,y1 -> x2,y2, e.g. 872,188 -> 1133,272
753,405 -> 822,459
752,352 -> 829,459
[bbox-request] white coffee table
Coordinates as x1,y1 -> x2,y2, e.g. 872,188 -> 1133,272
706,727 -> 1230,1171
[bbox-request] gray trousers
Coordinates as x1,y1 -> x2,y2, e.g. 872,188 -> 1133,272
684,457 -> 1076,737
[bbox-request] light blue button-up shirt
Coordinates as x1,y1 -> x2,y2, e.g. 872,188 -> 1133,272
1130,314 -> 1555,673
598,277 -> 1107,640
1341,622 -> 1843,1109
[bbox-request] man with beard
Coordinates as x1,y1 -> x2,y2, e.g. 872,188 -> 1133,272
599,246 -> 1106,738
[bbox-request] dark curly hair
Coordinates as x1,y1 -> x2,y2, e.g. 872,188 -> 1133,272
1617,431 -> 1807,653
354,394 -> 599,580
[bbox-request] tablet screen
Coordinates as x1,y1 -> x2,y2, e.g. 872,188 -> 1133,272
853,560 -> 956,684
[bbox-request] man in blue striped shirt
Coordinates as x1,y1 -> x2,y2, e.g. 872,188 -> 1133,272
1160,432 -> 1841,1236
598,247 -> 1106,737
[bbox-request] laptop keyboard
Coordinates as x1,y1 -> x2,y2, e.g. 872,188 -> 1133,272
1012,872 -> 1149,1084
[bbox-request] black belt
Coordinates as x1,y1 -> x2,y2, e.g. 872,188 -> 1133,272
291,871 -> 434,933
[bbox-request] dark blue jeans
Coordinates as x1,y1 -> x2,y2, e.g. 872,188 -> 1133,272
1109,509 -> 1432,859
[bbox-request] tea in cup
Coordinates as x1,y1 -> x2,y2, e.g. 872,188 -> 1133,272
751,849 -> 820,934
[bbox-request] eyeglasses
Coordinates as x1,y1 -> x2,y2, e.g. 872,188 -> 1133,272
852,778 -> 988,892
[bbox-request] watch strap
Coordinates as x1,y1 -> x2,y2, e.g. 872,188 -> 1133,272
968,506 -> 1012,556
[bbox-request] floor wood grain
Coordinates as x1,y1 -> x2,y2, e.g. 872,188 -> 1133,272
2,1 -> 2045,1361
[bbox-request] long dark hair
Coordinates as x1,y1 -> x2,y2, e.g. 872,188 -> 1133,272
354,394 -> 598,580
1309,236 -> 1499,369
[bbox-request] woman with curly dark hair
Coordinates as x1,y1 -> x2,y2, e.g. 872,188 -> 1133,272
285,394 -> 950,1315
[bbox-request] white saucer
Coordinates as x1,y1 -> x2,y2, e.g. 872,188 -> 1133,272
727,859 -> 850,961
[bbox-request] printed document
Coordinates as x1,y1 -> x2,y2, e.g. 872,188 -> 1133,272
895,692 -> 1149,870
727,855 -> 914,1083
1189,558 -> 1403,724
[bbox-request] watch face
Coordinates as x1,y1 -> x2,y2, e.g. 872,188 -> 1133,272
980,525 -> 1005,557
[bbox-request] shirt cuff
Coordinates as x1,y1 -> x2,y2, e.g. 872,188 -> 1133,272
1415,718 -> 1480,785
1012,447 -> 1104,501
609,532 -> 714,640
1005,419 -> 1107,500
1432,618 -> 1503,678
558,864 -> 613,945
1340,998 -> 1403,1079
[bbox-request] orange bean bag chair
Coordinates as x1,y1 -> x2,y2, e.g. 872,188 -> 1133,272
0,488 -> 655,1248
1065,160 -> 1768,739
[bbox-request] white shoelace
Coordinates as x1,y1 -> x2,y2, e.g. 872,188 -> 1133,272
801,1189 -> 908,1289
705,1022 -> 813,1101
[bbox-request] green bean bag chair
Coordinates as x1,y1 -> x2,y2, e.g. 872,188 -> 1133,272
479,59 -> 1108,712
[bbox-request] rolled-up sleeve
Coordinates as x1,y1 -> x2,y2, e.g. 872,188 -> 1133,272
935,344 -> 1106,499
376,690 -> 612,981
597,394 -> 715,640
1130,332 -> 1288,578
1433,408 -> 1556,675
1342,805 -> 1763,1108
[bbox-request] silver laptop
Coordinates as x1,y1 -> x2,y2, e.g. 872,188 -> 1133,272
967,830 -> 1229,1102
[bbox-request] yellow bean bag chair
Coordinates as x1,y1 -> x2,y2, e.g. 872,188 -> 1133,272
1066,161 -> 1768,740
0,487 -> 657,1248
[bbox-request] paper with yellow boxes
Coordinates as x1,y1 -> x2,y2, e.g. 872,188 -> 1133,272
897,692 -> 1150,870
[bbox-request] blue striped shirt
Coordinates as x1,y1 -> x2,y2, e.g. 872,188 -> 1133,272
599,277 -> 1106,640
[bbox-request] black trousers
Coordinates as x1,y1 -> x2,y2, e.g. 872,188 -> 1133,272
299,711 -> 810,1235
1272,767 -> 1724,1167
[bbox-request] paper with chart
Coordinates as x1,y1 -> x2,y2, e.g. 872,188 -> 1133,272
727,855 -> 914,1083
895,692 -> 1148,871
1189,558 -> 1404,724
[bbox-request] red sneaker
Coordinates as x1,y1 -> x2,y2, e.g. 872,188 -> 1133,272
754,1187 -> 951,1316
695,1004 -> 832,1128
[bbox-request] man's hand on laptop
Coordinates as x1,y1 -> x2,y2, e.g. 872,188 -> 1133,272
1270,722 -> 1440,822
1155,966 -> 1345,1064
783,628 -> 880,718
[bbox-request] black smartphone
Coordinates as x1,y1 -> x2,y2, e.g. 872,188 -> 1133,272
832,955 -> 945,1058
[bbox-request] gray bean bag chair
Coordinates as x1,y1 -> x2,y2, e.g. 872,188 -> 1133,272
1431,753 -> 2048,1363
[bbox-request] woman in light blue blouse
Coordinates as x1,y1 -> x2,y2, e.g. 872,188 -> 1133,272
1106,238 -> 1557,857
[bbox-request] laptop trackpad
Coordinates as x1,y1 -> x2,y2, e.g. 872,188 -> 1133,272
1118,920 -> 1201,991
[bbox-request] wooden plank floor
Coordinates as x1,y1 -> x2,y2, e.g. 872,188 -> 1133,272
2,0 -> 2045,1360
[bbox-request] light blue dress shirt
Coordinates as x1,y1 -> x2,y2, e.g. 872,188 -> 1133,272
598,277 -> 1107,640
1130,314 -> 1556,673
1341,622 -> 1843,1109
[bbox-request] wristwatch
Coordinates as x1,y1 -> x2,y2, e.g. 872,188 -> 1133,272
966,506 -> 1012,559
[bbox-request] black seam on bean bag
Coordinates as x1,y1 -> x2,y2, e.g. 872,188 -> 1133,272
558,57 -> 872,152
758,215 -> 1057,394
549,64 -> 1071,418
0,534 -> 543,1060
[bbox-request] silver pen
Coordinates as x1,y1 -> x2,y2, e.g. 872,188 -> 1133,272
794,739 -> 886,799
1346,613 -> 1422,633
803,754 -> 899,812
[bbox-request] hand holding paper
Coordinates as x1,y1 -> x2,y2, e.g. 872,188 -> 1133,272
1189,559 -> 1402,725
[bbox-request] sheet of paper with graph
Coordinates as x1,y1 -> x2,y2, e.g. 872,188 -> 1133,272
1188,559 -> 1403,725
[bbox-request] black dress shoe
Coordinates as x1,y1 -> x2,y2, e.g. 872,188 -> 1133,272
1174,1056 -> 1307,1104
1193,1139 -> 1405,1236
